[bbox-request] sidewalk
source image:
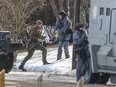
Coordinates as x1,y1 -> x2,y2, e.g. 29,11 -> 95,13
5,71 -> 114,87
5,71 -> 76,87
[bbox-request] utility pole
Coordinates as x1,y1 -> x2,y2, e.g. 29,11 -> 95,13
72,0 -> 81,69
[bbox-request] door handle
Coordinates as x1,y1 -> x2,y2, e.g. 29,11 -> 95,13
114,33 -> 116,35
114,59 -> 116,63
99,19 -> 103,30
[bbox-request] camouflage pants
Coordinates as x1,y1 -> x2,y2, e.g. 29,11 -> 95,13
76,57 -> 89,81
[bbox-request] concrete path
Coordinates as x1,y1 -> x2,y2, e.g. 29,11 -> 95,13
5,71 -> 114,87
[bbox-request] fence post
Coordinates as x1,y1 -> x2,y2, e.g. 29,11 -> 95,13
37,74 -> 43,87
0,69 -> 5,87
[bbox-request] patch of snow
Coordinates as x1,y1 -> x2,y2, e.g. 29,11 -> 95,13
15,46 -> 74,75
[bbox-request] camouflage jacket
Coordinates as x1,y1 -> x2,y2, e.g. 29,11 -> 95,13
73,30 -> 87,46
54,17 -> 72,41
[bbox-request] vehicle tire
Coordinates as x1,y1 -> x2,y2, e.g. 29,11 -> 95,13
84,59 -> 99,84
0,53 -> 14,73
6,53 -> 14,73
97,74 -> 110,84
0,55 -> 6,72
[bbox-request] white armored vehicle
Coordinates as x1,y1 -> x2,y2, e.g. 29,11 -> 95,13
84,0 -> 116,84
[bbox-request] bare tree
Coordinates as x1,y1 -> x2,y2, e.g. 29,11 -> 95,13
58,0 -> 63,11
49,0 -> 65,19
48,0 -> 58,19
49,0 -> 74,24
0,0 -> 45,42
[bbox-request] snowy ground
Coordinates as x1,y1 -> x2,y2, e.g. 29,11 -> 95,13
15,45 -> 75,75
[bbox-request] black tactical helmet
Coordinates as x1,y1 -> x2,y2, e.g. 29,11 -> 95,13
75,22 -> 84,31
58,10 -> 67,18
76,23 -> 84,28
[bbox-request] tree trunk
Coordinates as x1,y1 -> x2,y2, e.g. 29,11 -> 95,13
49,0 -> 58,19
70,0 -> 75,29
58,0 -> 63,11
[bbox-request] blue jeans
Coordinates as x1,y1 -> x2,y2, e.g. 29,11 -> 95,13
76,57 -> 89,81
57,41 -> 70,60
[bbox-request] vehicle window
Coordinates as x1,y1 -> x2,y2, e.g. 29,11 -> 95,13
100,7 -> 104,15
106,8 -> 110,16
3,33 -> 11,42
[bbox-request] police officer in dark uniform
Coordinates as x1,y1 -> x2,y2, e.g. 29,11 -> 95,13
73,23 -> 90,87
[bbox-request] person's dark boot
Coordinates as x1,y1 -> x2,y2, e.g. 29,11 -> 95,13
66,55 -> 70,59
19,65 -> 27,71
43,62 -> 51,65
57,57 -> 61,60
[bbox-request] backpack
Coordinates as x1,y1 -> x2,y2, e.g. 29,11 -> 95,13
65,18 -> 73,35
65,18 -> 73,43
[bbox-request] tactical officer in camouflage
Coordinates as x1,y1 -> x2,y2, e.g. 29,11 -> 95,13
73,23 -> 89,87
54,11 -> 72,60
19,20 -> 50,71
